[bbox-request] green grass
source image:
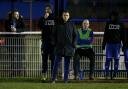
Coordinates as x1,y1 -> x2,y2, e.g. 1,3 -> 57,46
0,83 -> 128,89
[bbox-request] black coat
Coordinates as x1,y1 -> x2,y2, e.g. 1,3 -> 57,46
4,16 -> 25,46
54,20 -> 77,56
38,14 -> 55,44
102,21 -> 124,49
5,16 -> 25,33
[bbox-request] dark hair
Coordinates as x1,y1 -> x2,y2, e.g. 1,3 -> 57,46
62,10 -> 70,13
45,4 -> 52,9
109,11 -> 120,21
11,9 -> 19,13
110,11 -> 119,17
61,10 -> 70,16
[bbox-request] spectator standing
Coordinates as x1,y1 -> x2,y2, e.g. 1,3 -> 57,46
51,10 -> 77,83
38,5 -> 55,80
102,11 -> 124,79
5,10 -> 25,76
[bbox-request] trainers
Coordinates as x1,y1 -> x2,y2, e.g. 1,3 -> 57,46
112,73 -> 116,79
41,73 -> 47,81
74,76 -> 79,80
41,77 -> 47,81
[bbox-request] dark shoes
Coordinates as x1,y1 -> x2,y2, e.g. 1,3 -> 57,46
89,76 -> 94,80
104,73 -> 117,80
41,73 -> 47,82
112,73 -> 116,79
74,74 -> 94,80
41,77 -> 47,81
74,76 -> 79,80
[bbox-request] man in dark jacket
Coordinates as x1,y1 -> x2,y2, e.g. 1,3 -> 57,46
5,10 -> 25,76
38,5 -> 55,80
51,10 -> 77,83
5,10 -> 25,32
102,11 -> 124,79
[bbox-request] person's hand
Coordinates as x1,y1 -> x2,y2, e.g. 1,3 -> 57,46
44,12 -> 49,19
11,26 -> 16,32
11,25 -> 16,32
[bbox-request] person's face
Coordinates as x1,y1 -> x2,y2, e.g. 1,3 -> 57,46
82,20 -> 90,29
45,6 -> 52,14
13,11 -> 19,20
62,12 -> 70,22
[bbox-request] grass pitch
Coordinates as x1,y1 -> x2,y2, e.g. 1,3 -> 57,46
0,82 -> 128,89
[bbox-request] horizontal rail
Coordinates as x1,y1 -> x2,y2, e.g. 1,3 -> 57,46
0,31 -> 104,35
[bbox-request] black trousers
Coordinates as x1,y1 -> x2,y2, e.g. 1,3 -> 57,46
41,42 -> 55,75
73,48 -> 95,78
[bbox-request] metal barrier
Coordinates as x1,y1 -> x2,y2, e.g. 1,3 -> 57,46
0,32 -> 127,79
0,32 -> 42,78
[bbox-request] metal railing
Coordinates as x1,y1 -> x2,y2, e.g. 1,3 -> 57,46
0,32 -> 126,80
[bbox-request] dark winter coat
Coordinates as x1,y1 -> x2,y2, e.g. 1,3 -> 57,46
38,14 -> 55,45
102,21 -> 124,49
5,16 -> 25,33
54,19 -> 77,56
102,11 -> 124,50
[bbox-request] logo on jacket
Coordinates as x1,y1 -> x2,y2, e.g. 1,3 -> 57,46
109,24 -> 120,30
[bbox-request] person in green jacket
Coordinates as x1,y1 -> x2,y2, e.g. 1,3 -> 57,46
73,19 -> 95,80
